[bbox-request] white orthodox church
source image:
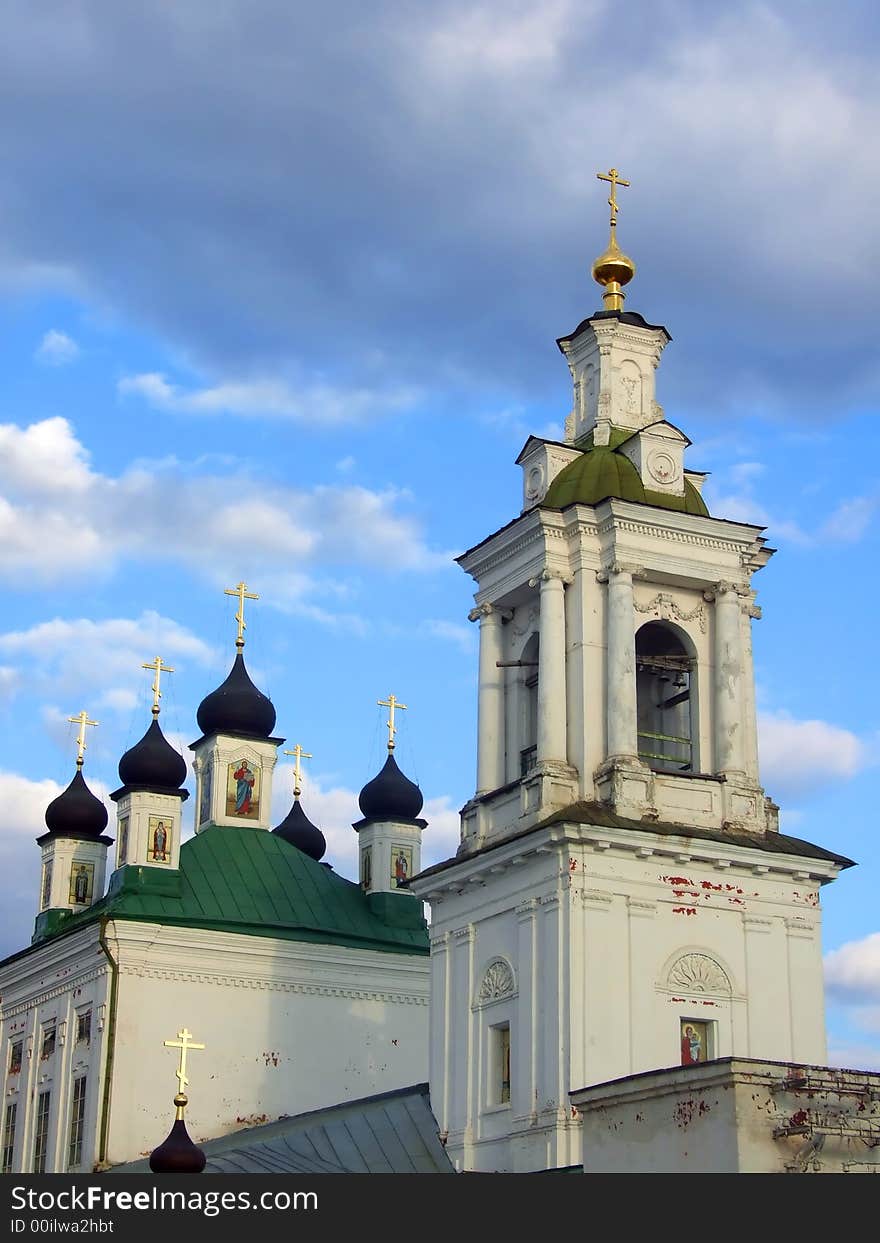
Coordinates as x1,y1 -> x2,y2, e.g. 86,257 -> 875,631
2,178 -> 877,1175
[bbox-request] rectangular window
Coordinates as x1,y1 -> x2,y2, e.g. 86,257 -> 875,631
492,1023 -> 511,1105
40,1025 -> 56,1061
33,1090 -> 51,1173
67,1078 -> 87,1170
8,1040 -> 23,1075
75,1010 -> 92,1046
2,1102 -> 16,1174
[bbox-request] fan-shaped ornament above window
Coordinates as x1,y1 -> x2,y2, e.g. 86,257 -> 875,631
477,959 -> 516,1005
667,953 -> 731,995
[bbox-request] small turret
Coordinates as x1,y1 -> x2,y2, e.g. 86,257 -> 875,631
110,657 -> 189,873
273,742 -> 327,861
35,711 -> 113,937
353,695 -> 426,897
190,582 -> 283,833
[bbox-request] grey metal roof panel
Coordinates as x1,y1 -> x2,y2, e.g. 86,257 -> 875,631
113,1083 -> 454,1175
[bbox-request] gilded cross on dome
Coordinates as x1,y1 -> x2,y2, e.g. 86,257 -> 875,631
163,1027 -> 205,1095
378,694 -> 407,752
67,710 -> 99,768
141,656 -> 174,717
283,743 -> 313,798
596,167 -> 630,229
224,581 -> 259,649
592,166 -> 636,311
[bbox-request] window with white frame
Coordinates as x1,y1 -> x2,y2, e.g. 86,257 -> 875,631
2,1102 -> 16,1174
68,1078 -> 87,1170
33,1090 -> 51,1173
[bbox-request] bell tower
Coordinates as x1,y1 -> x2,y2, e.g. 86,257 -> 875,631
410,172 -> 853,1174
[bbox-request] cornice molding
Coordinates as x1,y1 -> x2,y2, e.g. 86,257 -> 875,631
1,966 -> 109,1021
118,963 -> 429,1003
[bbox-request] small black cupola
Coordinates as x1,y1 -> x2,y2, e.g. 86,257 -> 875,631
358,753 -> 424,822
118,718 -> 188,792
196,653 -> 276,740
273,797 -> 327,861
43,768 -> 109,839
149,1096 -> 207,1175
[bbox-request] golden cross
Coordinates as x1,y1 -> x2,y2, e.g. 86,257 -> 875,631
378,693 -> 407,752
224,581 -> 259,649
597,167 -> 630,229
67,711 -> 99,768
163,1027 -> 205,1095
283,743 -> 313,798
141,656 -> 174,717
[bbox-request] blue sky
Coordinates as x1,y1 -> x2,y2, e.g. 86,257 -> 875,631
0,1 -> 878,1067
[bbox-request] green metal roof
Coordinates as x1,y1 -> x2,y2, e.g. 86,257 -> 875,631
543,429 -> 709,516
21,826 -> 429,961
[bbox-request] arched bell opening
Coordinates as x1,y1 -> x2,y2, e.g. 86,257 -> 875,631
635,621 -> 696,773
519,632 -> 539,776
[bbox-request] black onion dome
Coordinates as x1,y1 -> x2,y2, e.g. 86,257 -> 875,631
358,753 -> 423,821
149,1111 -> 206,1174
196,653 -> 276,739
44,769 -> 109,838
118,719 -> 187,790
273,798 -> 326,861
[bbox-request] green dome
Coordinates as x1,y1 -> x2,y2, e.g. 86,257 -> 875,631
543,441 -> 709,516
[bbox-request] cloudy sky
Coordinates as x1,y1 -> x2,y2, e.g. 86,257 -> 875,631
0,1 -> 878,1067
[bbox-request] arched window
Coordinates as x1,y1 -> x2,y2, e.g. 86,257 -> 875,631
636,622 -> 694,773
519,633 -> 539,775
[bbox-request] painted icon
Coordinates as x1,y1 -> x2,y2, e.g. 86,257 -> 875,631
226,759 -> 260,818
199,766 -> 213,826
680,1019 -> 709,1065
69,862 -> 94,906
147,816 -> 171,863
117,816 -> 129,866
41,860 -> 53,910
391,845 -> 413,889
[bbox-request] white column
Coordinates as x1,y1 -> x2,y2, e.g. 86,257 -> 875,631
470,603 -> 505,794
740,597 -> 761,781
605,564 -> 639,762
535,571 -> 567,765
714,581 -> 745,777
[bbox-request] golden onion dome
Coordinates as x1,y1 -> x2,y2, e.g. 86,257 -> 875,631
591,236 -> 636,291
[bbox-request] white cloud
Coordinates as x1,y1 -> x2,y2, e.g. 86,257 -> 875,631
705,460 -> 811,545
423,619 -> 476,653
118,372 -> 420,425
271,771 -> 460,882
336,455 -> 356,473
825,1040 -> 880,1073
34,329 -> 80,366
0,771 -> 64,959
0,416 -> 94,496
0,417 -> 446,587
825,933 -> 880,1006
0,611 -> 216,720
821,496 -> 878,543
0,665 -> 19,703
728,461 -> 766,488
758,710 -> 868,801
825,935 -> 880,1070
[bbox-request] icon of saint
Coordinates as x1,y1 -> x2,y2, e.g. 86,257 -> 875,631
233,760 -> 256,815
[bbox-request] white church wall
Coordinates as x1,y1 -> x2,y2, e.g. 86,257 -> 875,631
0,927 -> 110,1174
102,921 -> 429,1166
572,1059 -> 880,1173
417,819 -> 838,1172
1,917 -> 430,1171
